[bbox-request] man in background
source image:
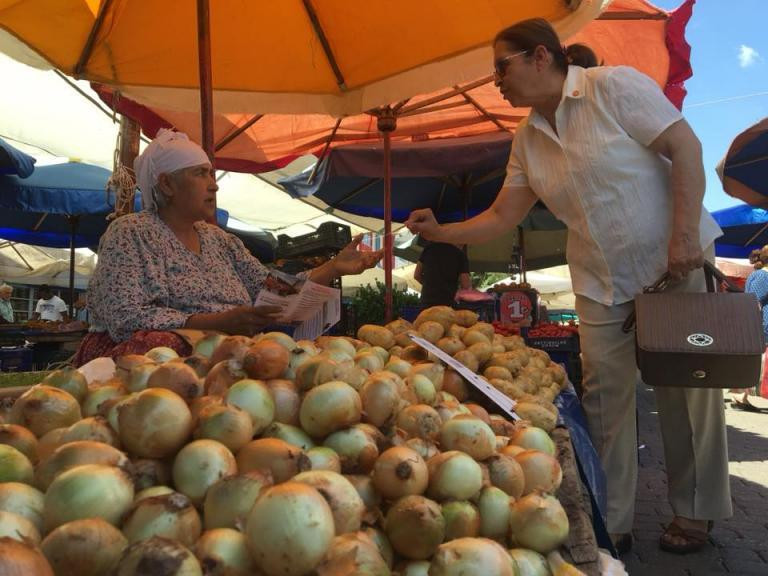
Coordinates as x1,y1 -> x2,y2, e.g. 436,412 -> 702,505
414,241 -> 471,308
32,284 -> 69,322
0,284 -> 13,323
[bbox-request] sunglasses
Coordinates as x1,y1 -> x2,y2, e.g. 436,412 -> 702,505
493,49 -> 530,78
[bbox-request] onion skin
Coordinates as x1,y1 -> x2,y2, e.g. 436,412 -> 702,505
371,446 -> 428,500
147,362 -> 203,402
210,335 -> 252,366
114,536 -> 202,576
486,453 -> 526,498
172,439 -> 237,505
508,492 -> 570,554
384,495 -> 445,560
132,458 -> 173,491
0,537 -> 54,576
203,471 -> 273,530
242,340 -> 290,380
429,537 -> 516,576
293,470 -> 366,535
117,388 -> 192,459
0,510 -> 40,544
194,528 -> 256,576
41,368 -> 88,404
10,385 -> 81,438
41,518 -> 128,576
0,482 -> 44,533
121,492 -> 202,547
236,438 -> 310,483
34,440 -> 132,491
315,531 -> 390,576
299,380 -> 362,438
0,423 -> 38,462
0,444 -> 33,484
204,360 -> 247,396
396,404 -> 442,441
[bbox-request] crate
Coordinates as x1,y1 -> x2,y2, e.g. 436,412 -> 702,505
0,346 -> 34,372
276,222 -> 352,259
454,299 -> 497,323
526,335 -> 580,354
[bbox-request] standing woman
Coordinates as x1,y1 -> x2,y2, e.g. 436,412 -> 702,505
738,247 -> 768,408
406,18 -> 730,554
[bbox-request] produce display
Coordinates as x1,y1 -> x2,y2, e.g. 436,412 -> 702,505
527,322 -> 580,339
0,305 -> 591,576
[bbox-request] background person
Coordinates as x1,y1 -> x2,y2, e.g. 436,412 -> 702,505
405,18 -> 730,555
0,284 -> 13,323
735,246 -> 768,409
75,130 -> 382,366
32,284 -> 69,322
414,241 -> 471,308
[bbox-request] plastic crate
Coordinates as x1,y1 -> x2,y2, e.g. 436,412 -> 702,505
526,335 -> 580,353
276,222 -> 352,259
0,346 -> 34,372
454,300 -> 497,323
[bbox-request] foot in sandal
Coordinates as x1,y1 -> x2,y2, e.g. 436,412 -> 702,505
659,517 -> 713,554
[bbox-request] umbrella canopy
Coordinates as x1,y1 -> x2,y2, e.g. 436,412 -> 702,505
717,117 -> 768,208
0,137 -> 36,177
711,204 -> 768,259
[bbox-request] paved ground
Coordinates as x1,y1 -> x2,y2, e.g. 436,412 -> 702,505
623,387 -> 768,575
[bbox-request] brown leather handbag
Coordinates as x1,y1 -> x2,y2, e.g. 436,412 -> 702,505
623,262 -> 764,388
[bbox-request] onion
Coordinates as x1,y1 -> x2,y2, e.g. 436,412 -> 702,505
122,492 -> 202,547
406,374 -> 437,405
441,501 -> 480,540
344,474 -> 382,525
242,340 -> 290,380
35,427 -> 67,461
372,446 -> 428,500
43,464 -> 134,533
515,450 -> 563,495
440,370 -> 469,401
463,403 -> 491,424
0,482 -> 44,533
10,385 -> 81,438
144,346 -> 179,363
439,415 -> 496,461
174,354 -> 210,378
429,537 -> 515,575
0,424 -> 38,462
509,425 -> 556,456
323,426 -> 379,474
82,380 -> 127,417
132,458 -> 173,491
172,439 -> 237,505
295,356 -> 348,392
194,528 -> 255,576
224,379 -> 275,434
396,404 -> 442,441
115,354 -> 153,378
114,537 -> 202,576
0,444 -> 33,484
123,362 -> 159,393
236,438 -> 310,483
500,444 -> 526,458
486,453 -> 525,498
203,471 -> 272,530
147,361 -> 203,401
117,388 -> 192,458
203,360 -> 247,396
404,437 -> 440,461
293,470 -> 365,534
262,422 -> 315,450
315,532 -> 390,576
317,336 -> 357,358
399,561 -> 431,576
306,446 -> 341,472
41,368 -> 88,403
477,486 -> 511,542
193,403 -> 254,452
188,394 -> 223,427
426,451 -> 484,502
508,492 -> 569,553
60,416 -> 120,447
103,393 -> 136,435
256,331 -> 297,351
509,548 -> 550,576
0,537 -> 54,575
300,380 -> 362,438
355,349 -> 385,372
135,486 -> 175,503
41,518 -> 127,576
363,526 -> 394,569
384,495 -> 444,560
266,378 -> 301,425
35,440 -> 132,490
210,335 -> 252,365
384,356 -> 411,378
193,333 -> 227,359
495,435 -> 510,451
0,510 -> 40,543
245,482 -> 335,576
360,372 -> 406,428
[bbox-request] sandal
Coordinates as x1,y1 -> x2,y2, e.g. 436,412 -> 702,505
659,519 -> 712,554
610,533 -> 633,556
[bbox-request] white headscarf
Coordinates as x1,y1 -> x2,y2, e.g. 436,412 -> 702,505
134,129 -> 210,211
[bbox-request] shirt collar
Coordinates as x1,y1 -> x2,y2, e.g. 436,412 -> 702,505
528,65 -> 586,131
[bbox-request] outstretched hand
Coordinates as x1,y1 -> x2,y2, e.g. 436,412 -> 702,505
405,208 -> 442,241
332,234 -> 384,276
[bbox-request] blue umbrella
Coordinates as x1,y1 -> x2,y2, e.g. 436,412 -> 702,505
712,204 -> 768,258
717,117 -> 768,207
0,137 -> 36,178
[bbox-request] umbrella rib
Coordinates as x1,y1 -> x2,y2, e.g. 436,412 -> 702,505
398,101 -> 470,118
335,178 -> 381,207
302,0 -> 347,91
453,85 -> 508,131
597,11 -> 666,20
8,243 -> 34,271
399,76 -> 494,116
745,222 -> 768,247
75,0 -> 115,77
214,115 -> 264,152
308,118 -> 343,184
726,154 -> 768,170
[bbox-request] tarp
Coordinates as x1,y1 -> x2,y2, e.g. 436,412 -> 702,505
711,204 -> 768,258
0,136 -> 35,177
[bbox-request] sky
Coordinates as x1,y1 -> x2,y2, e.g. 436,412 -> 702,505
652,0 -> 768,213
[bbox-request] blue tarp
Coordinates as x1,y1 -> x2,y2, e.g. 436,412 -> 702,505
712,204 -> 768,258
0,137 -> 36,178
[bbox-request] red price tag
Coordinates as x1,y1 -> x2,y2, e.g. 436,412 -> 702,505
500,291 -> 533,325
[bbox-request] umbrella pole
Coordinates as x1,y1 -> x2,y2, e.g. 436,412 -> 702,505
68,216 -> 79,318
196,0 -> 217,225
378,110 -> 396,322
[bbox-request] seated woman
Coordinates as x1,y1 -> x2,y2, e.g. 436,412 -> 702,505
74,130 -> 382,366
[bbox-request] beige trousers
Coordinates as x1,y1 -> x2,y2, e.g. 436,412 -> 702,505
575,248 -> 733,534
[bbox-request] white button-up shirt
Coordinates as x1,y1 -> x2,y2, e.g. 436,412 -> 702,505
503,65 -> 722,305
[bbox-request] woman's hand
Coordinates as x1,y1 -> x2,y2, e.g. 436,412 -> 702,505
405,208 -> 443,240
668,231 -> 704,280
331,235 -> 384,276
186,305 -> 283,336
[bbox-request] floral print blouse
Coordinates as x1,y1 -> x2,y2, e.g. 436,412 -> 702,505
88,211 -> 272,342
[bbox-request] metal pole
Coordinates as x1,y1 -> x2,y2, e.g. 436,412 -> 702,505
378,109 -> 396,322
68,216 -> 79,318
196,0 -> 217,225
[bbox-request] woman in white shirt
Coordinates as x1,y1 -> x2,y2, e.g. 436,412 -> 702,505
406,18 -> 730,555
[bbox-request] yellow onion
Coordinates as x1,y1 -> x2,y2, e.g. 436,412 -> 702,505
0,537 -> 54,575
306,446 -> 342,472
103,393 -> 136,435
404,437 -> 440,461
266,378 -> 301,425
496,435 -> 510,451
262,422 -> 315,450
396,404 -> 442,441
43,464 -> 134,532
114,536 -> 202,576
188,394 -> 223,427
122,492 -> 202,547
439,370 -> 469,402
82,380 -> 127,417
509,425 -> 556,456
194,528 -> 255,576
372,446 -> 428,500
0,423 -> 38,462
41,518 -> 127,576
427,451 -> 484,502
354,349 -> 385,372
135,485 -> 175,503
0,482 -> 44,533
193,333 -> 227,359
60,416 -> 120,447
224,379 -> 275,435
477,486 -> 511,542
439,415 -> 496,461
0,510 -> 40,543
0,444 -> 33,484
315,531 -> 390,576
123,362 -> 159,393
35,440 -> 132,491
147,361 -> 203,402
174,354 -> 210,378
115,354 -> 154,377
242,340 -> 290,380
35,427 -> 68,461
10,385 -> 81,438
144,346 -> 179,363
360,372 -> 407,428
384,495 -> 444,560
323,426 -> 379,474
172,439 -> 237,505
257,331 -> 297,351
486,453 -> 526,498
489,414 -> 519,436
408,363 -> 445,392
316,336 -> 357,357
236,438 -> 310,483
500,444 -> 527,458
300,380 -> 362,438
285,340 -> 320,380
192,403 -> 254,452
384,356 -> 412,378
203,471 -> 273,530
246,482 -> 335,576
132,458 -> 173,491
41,368 -> 89,404
441,501 -> 481,540
344,474 -> 382,525
398,561 -> 431,576
117,388 -> 192,458
363,526 -> 394,569
515,450 -> 563,495
203,360 -> 247,396
508,492 -> 569,553
406,374 -> 437,405
508,548 -> 550,576
210,335 -> 253,366
429,537 -> 515,576
295,356 -> 348,392
293,470 -> 365,534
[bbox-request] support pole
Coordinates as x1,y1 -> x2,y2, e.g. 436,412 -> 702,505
196,0 -> 217,225
378,109 -> 397,322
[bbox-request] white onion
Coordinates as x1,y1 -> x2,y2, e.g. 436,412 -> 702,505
10,385 -> 81,438
439,415 -> 496,461
41,518 -> 127,576
114,536 -> 202,576
509,548 -> 550,576
0,537 -> 54,575
236,438 -> 310,483
515,450 -> 563,495
224,379 -> 275,435
144,346 -> 179,363
477,486 -> 511,542
323,426 -> 379,474
0,510 -> 40,544
508,492 -> 570,554
147,362 -> 203,401
203,471 -> 273,530
0,444 -> 33,484
299,380 -> 362,438
172,439 -> 237,505
293,470 -> 365,534
81,381 -> 126,418
262,422 -> 315,450
192,403 -> 254,452
509,425 -> 556,456
0,482 -> 44,533
41,368 -> 89,404
429,537 -> 515,575
384,495 -> 445,560
372,446 -> 428,500
266,378 -> 301,425
426,451 -> 484,502
194,528 -> 255,576
121,492 -> 202,547
34,440 -> 131,491
117,388 -> 192,458
306,446 -> 342,472
0,423 -> 38,462
441,501 -> 480,540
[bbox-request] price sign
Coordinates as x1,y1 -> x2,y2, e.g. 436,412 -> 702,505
499,290 -> 534,325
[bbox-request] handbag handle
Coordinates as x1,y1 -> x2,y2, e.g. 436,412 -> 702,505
622,262 -> 740,333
